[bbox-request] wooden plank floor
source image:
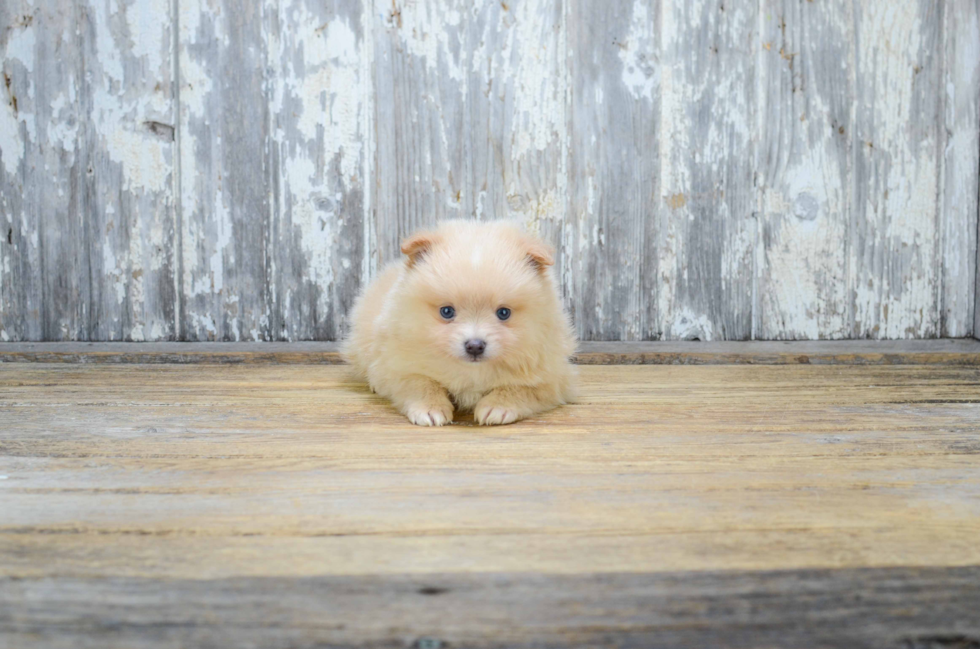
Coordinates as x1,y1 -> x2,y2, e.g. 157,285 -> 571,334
3,338 -> 980,365
1,358 -> 979,647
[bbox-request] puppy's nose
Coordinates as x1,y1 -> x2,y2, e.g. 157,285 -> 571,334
464,339 -> 486,357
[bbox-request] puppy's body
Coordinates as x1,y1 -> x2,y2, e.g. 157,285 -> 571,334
344,220 -> 576,426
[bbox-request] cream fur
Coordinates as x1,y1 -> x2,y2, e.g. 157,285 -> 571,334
342,220 -> 577,426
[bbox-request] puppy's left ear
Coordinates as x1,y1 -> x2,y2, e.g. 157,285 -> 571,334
401,230 -> 439,267
525,239 -> 555,272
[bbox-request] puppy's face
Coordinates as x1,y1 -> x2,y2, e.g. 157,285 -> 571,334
395,223 -> 557,369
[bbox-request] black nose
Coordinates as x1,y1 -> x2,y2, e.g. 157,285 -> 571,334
465,339 -> 486,357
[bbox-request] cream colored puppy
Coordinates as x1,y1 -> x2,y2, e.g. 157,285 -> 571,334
344,220 -> 576,426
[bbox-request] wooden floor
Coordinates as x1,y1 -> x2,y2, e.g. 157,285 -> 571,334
2,351 -> 980,647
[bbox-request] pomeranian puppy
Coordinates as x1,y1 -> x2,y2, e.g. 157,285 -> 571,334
343,220 -> 576,426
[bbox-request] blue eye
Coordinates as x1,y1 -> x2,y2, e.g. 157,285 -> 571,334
439,306 -> 455,319
496,307 -> 511,321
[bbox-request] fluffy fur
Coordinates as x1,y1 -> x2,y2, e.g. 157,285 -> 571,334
343,220 -> 577,426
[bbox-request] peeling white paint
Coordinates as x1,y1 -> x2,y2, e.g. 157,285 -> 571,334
671,308 -> 715,341
101,231 -> 126,305
760,128 -> 848,339
853,1 -> 938,339
619,0 -> 658,101
517,188 -> 561,229
276,1 -> 369,333
1,0 -> 977,342
285,9 -> 362,192
504,1 -> 564,161
90,0 -> 172,193
209,195 -> 231,295
0,101 -> 24,177
285,155 -> 337,302
659,0 -> 756,339
178,51 -> 213,119
125,0 -> 166,74
130,324 -> 145,341
149,321 -> 166,340
941,1 -> 980,337
0,20 -> 36,176
394,0 -> 464,82
359,0 -> 377,280
46,91 -> 78,152
190,312 -> 218,338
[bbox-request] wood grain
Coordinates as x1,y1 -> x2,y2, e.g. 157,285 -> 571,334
1,362 -> 978,645
271,0 -> 368,341
658,0 -> 756,341
177,0 -> 273,341
78,0 -> 178,342
564,0 -> 659,341
2,340 -> 980,365
942,1 -> 980,338
372,0 -> 566,264
850,1 -> 944,339
756,0 -> 851,340
1,568 -> 978,648
0,1 -> 178,343
1,0 -> 54,342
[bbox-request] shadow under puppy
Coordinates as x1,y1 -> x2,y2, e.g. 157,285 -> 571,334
344,220 -> 577,426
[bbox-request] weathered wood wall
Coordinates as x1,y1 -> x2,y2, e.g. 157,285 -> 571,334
1,0 -> 978,342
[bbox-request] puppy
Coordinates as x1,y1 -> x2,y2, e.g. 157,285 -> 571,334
343,220 -> 576,426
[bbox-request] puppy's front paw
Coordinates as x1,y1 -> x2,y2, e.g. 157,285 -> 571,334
406,401 -> 454,426
474,399 -> 523,426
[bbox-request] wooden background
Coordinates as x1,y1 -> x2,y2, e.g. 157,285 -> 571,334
1,0 -> 978,342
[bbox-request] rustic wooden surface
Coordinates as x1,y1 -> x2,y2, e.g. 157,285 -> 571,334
564,0 -> 659,341
1,361 -> 979,646
659,0 -> 757,342
0,0 -> 179,342
2,339 -> 980,365
177,0 -> 272,343
2,568 -> 979,649
945,1 -> 980,340
2,1 -> 979,342
757,0 -> 850,340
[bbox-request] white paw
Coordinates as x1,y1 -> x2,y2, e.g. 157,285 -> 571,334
475,404 -> 521,426
407,405 -> 453,426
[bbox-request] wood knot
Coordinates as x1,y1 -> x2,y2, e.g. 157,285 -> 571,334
901,635 -> 980,649
143,121 -> 175,142
417,585 -> 449,596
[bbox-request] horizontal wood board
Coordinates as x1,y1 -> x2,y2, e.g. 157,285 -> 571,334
2,362 -> 980,645
2,339 -> 980,365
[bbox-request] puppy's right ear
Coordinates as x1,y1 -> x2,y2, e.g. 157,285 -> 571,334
400,231 -> 438,267
525,239 -> 555,272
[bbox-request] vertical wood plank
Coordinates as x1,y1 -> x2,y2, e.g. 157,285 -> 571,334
178,0 -> 273,340
0,3 -> 87,342
371,0 -> 566,268
33,3 -> 92,341
0,0 -> 44,341
564,0 -> 659,340
850,1 -> 943,339
658,0 -> 757,341
372,0 -> 464,264
271,0 -> 368,341
941,0 -> 979,338
78,0 -> 177,341
1,0 -> 176,342
756,1 -> 852,340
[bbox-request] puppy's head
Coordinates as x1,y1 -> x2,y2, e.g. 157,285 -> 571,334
395,221 -> 559,369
